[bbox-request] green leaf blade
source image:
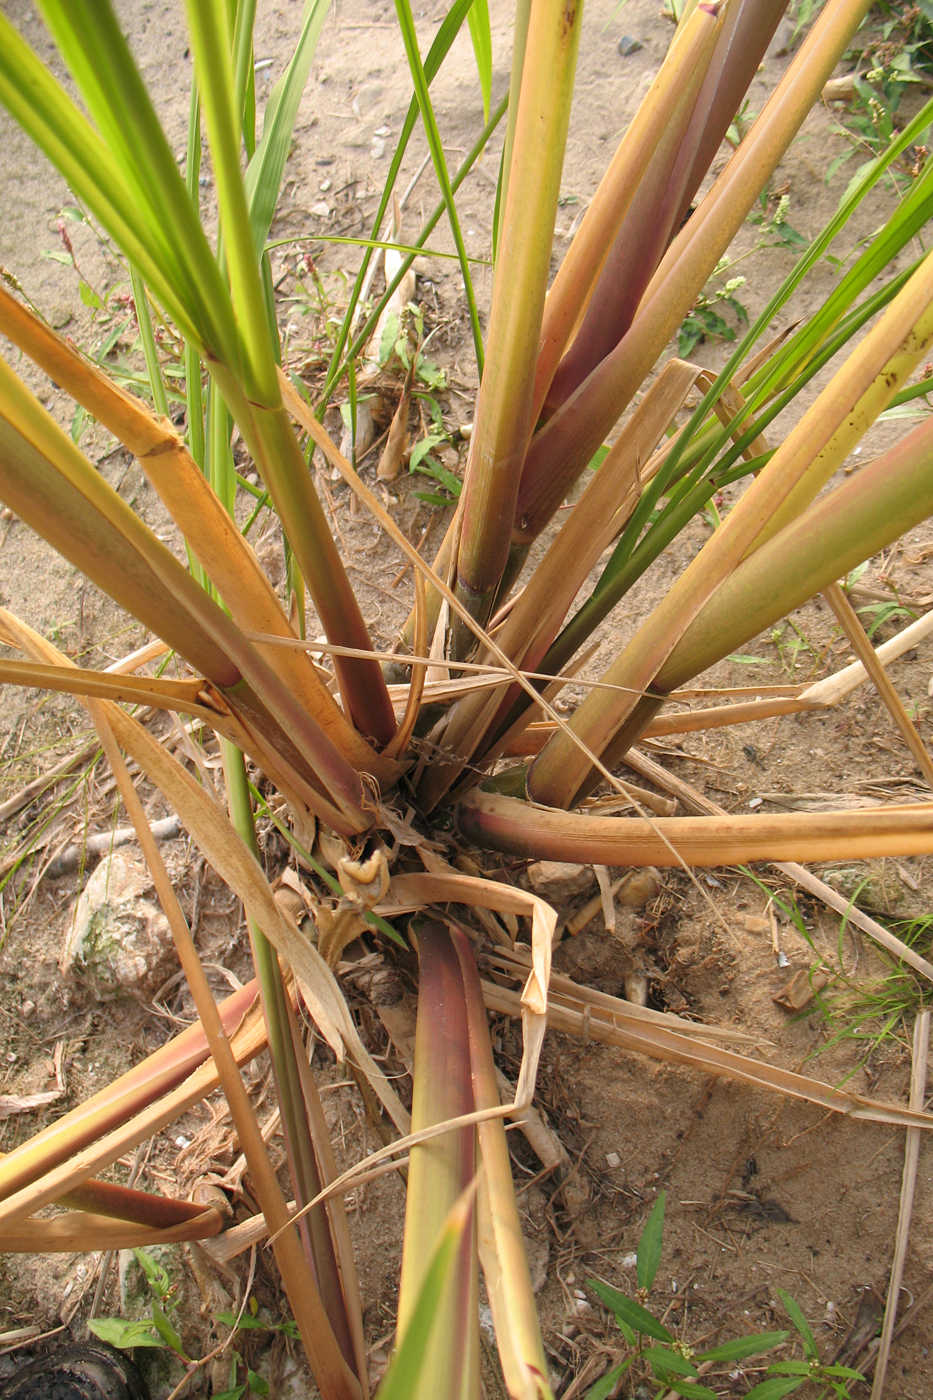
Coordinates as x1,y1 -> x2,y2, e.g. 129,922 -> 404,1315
637,1190 -> 666,1290
587,1280 -> 674,1343
88,1318 -> 166,1351
466,0 -> 492,122
245,0 -> 331,253
697,1330 -> 790,1363
743,1378 -> 805,1400
777,1289 -> 818,1357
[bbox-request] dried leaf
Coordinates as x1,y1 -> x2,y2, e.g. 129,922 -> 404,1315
376,374 -> 412,481
0,1090 -> 64,1119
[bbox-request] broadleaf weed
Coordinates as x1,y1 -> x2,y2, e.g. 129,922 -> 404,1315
586,1200 -> 864,1398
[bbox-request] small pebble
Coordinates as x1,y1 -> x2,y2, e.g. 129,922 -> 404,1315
618,35 -> 643,56
606,1151 -> 621,1169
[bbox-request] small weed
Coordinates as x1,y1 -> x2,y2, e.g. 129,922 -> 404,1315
825,2 -> 933,195
679,194 -> 806,359
855,596 -> 918,639
843,561 -> 919,638
677,269 -> 749,358
375,301 -> 463,506
806,911 -> 933,1071
743,873 -> 932,1076
43,203 -> 188,441
408,413 -> 462,506
727,651 -> 773,667
768,619 -> 824,675
585,1194 -> 864,1398
585,1192 -> 862,1400
747,190 -> 808,253
89,1248 -> 292,1399
375,301 -> 446,393
726,97 -> 758,149
788,0 -> 825,44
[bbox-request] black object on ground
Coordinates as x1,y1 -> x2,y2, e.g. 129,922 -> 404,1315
0,1343 -> 148,1400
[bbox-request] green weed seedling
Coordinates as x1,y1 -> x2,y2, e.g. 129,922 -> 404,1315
43,205 -> 188,443
807,921 -> 932,1076
844,560 -> 918,640
585,1193 -> 864,1398
740,873 -> 930,1078
679,191 -> 806,359
677,269 -> 749,359
767,618 -> 824,676
827,2 -> 933,195
373,300 -> 462,506
89,1248 -> 291,1399
409,396 -> 462,507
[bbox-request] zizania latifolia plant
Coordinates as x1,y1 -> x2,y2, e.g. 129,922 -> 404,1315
2,1 -> 933,1396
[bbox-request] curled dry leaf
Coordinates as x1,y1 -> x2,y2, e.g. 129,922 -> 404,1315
376,370 -> 412,482
310,903 -> 370,967
337,841 -> 391,907
379,869 -> 556,1108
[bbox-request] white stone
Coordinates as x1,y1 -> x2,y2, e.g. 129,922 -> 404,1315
60,852 -> 176,1001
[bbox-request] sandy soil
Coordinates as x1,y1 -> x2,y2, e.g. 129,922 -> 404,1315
0,2 -> 932,1397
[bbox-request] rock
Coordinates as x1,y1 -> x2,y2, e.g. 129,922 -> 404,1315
526,860 -> 595,902
60,852 -> 176,1001
617,35 -> 643,56
616,867 -> 661,908
817,858 -> 929,921
624,970 -> 648,1005
767,16 -> 799,59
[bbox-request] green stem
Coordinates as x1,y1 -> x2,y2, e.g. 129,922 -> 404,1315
129,267 -> 169,418
393,0 -> 484,375
184,0 -> 277,403
222,742 -> 358,1374
183,82 -> 206,475
322,96 -> 507,412
319,0 -> 484,402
